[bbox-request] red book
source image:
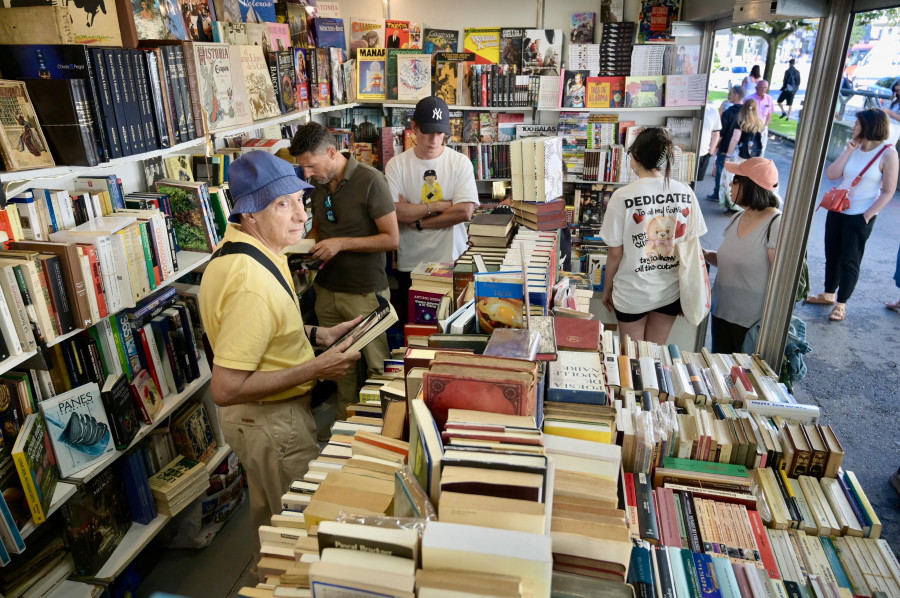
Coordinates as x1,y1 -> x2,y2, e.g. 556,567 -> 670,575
423,364 -> 535,430
137,326 -> 164,399
403,347 -> 473,375
0,209 -> 16,248
623,472 -> 640,537
554,317 -> 601,351
746,507 -> 780,579
408,285 -> 447,325
78,244 -> 108,318
404,323 -> 438,344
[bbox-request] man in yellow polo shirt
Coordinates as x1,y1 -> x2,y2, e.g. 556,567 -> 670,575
199,151 -> 362,552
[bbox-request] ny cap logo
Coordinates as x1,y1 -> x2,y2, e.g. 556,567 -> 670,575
432,108 -> 442,120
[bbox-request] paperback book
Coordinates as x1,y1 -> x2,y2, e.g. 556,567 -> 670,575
385,20 -> 411,49
238,45 -> 281,120
39,382 -> 115,479
193,43 -> 243,132
357,48 -> 388,101
11,413 -> 57,525
349,17 -> 383,58
464,28 -> 501,65
424,28 -> 459,54
523,29 -> 563,75
396,54 -> 432,102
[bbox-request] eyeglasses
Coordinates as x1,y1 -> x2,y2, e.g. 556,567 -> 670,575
324,194 -> 336,223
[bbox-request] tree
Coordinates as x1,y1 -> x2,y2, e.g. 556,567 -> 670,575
731,20 -> 813,84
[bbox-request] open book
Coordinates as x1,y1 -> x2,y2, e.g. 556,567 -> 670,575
332,301 -> 399,353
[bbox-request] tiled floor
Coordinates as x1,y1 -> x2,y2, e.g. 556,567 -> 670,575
137,492 -> 257,598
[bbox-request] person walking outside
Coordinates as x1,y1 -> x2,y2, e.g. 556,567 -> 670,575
777,59 -> 801,120
707,85 -> 745,201
720,99 -> 765,211
806,108 -> 899,321
746,80 -> 774,156
741,65 -> 762,97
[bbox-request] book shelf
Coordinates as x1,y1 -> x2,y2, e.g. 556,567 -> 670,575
47,580 -> 104,598
91,513 -> 170,583
209,102 -> 360,139
541,106 -> 703,113
381,102 -> 532,112
205,443 -> 232,474
18,482 -> 78,541
63,354 -> 211,485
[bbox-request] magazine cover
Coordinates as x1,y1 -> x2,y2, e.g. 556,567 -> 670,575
409,22 -> 423,49
638,0 -> 680,44
349,17 -> 384,58
523,29 -> 562,75
357,47 -> 387,101
385,20 -> 410,49
193,43 -> 240,131
571,12 -> 595,43
0,81 -> 54,172
39,383 -> 115,478
239,45 -> 280,120
397,54 -> 432,102
463,28 -> 501,65
238,0 -> 276,24
424,28 -> 459,53
500,28 -> 525,69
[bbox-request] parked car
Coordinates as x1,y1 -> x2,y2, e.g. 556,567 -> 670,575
844,42 -> 874,82
709,65 -> 749,90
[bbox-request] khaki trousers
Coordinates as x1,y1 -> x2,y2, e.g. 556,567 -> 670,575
313,284 -> 391,421
219,399 -> 318,556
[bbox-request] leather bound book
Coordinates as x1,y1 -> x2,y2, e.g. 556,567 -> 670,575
23,79 -> 100,167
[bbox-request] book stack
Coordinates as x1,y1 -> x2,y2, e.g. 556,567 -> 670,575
557,111 -> 590,178
449,142 -> 512,180
467,212 -> 515,249
301,461 -> 397,530
599,22 -> 635,77
510,198 -> 567,230
408,261 -> 454,325
148,455 -> 208,517
509,136 -> 564,204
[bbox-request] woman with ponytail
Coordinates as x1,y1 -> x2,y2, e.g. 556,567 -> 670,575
600,127 -> 708,343
719,98 -> 765,211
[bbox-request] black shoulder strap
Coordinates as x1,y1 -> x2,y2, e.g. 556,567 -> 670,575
766,213 -> 782,243
211,241 -> 297,308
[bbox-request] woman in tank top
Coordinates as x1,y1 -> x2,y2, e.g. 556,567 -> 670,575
806,109 -> 899,321
741,65 -> 761,97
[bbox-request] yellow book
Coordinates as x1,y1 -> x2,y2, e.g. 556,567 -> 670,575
543,420 -> 613,443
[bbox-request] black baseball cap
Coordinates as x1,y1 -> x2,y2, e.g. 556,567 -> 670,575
413,96 -> 451,135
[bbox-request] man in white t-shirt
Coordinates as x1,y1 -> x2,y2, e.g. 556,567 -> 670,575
697,103 -> 721,182
385,95 -> 479,322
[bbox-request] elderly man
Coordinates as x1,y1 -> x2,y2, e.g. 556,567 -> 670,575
747,79 -> 775,156
199,151 -> 362,554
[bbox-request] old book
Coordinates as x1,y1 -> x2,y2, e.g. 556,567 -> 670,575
238,45 -> 280,120
331,301 -> 399,354
148,455 -> 206,500
0,81 -> 55,172
39,382 -> 115,478
554,317 -> 601,351
316,520 -> 418,561
193,43 -> 248,132
11,413 -> 58,525
548,350 -> 606,405
171,401 -> 217,463
357,47 -> 387,101
439,491 -> 546,534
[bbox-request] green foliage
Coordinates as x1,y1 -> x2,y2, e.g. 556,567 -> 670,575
730,20 -> 814,83
157,184 -> 210,252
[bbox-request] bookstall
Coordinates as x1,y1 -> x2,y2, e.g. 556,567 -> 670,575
0,0 -> 892,595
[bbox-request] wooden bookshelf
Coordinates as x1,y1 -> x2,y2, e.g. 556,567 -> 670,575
18,482 -> 78,540
62,353 -> 212,485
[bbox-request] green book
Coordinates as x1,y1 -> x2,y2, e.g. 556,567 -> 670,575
109,314 -> 133,382
679,548 -> 702,598
11,413 -> 58,524
662,456 -> 750,478
207,188 -> 229,239
819,537 -> 853,591
137,222 -> 157,291
386,49 -> 420,100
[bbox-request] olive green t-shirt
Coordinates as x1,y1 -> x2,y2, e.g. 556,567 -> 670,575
310,156 -> 395,293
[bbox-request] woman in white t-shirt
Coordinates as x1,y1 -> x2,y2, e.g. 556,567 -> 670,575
600,128 -> 708,344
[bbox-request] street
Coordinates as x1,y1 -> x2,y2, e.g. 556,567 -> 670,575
695,135 -> 900,550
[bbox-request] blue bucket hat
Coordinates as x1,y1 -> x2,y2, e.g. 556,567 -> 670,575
228,151 -> 312,223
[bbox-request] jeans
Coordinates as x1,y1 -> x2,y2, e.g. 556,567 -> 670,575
824,210 -> 876,303
711,315 -> 750,354
711,152 -> 727,198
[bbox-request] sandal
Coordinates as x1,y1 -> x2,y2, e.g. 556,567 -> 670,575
805,293 -> 836,305
885,300 -> 900,312
829,305 -> 846,321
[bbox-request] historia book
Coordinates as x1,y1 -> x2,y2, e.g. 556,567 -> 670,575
39,382 -> 115,479
0,81 -> 55,172
193,43 -> 243,132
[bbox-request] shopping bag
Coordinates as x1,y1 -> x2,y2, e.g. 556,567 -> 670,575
675,204 -> 710,326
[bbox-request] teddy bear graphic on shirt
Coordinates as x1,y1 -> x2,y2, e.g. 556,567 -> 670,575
644,215 -> 676,259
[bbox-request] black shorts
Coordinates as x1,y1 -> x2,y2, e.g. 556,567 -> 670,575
615,298 -> 682,323
778,89 -> 795,105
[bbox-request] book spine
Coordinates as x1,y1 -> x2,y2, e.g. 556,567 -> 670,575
173,46 -> 197,140
179,42 -> 205,138
152,318 -> 184,393
139,325 -> 167,396
116,49 -> 145,154
268,52 -> 284,113
131,50 -> 159,151
81,245 -> 108,318
43,257 -> 75,335
636,472 -> 660,544
11,448 -> 45,524
143,51 -> 172,148
162,47 -> 187,143
89,48 -> 122,159
137,222 -> 158,291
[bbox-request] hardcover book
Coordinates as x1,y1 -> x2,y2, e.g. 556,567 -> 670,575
314,18 -> 347,50
349,17 -> 384,58
0,81 -> 55,172
294,48 -> 311,110
193,43 -> 243,132
396,54 -> 432,102
357,48 -> 387,101
11,413 -> 57,525
101,374 -> 141,450
624,76 -> 665,108
463,28 -> 501,65
500,28 -> 525,69
130,368 -> 164,423
274,49 -> 299,112
155,180 -> 215,252
238,45 -> 281,120
21,78 -> 100,167
60,468 -> 131,576
548,351 -> 607,405
39,382 -> 115,479
638,0 -> 680,44
424,29 -> 459,54
171,402 -> 217,463
586,77 -> 626,108
279,1 -> 311,48
523,29 -> 563,75
239,0 -> 276,24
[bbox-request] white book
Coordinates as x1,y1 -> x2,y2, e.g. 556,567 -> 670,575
150,321 -> 178,395
0,283 -> 23,356
77,253 -> 100,324
259,525 -> 307,546
142,323 -> 172,396
94,318 -> 122,378
0,265 -> 35,352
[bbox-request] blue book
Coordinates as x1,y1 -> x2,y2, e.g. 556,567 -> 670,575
710,555 -> 741,598
819,537 -> 853,591
240,0 -> 276,23
314,18 -> 347,50
0,491 -> 26,555
627,542 -> 655,597
692,552 -> 723,598
117,451 -> 155,525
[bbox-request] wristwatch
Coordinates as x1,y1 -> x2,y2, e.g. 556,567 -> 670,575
415,219 -> 423,231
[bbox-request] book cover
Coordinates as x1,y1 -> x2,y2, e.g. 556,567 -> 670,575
548,351 -> 607,404
193,43 -> 243,132
277,49 -> 299,111
100,374 -> 141,450
423,366 -> 535,431
238,0 -> 276,24
386,48 -> 419,101
0,81 -> 55,172
21,78 -> 100,167
171,402 -> 217,463
625,76 -> 665,108
474,271 -> 525,334
155,180 -> 214,253
586,76 -> 626,108
181,0 -> 215,41
638,0 -> 680,44
409,286 -> 446,326
397,54 -> 432,102
267,22 -> 291,51
148,455 -> 204,499
434,53 -> 473,105
294,48 -> 311,110
562,70 -> 589,108
39,382 -> 115,479
500,28 -> 525,68
664,74 -> 707,107
129,368 -> 163,424
280,2 -> 311,48
349,17 -> 384,58
464,28 -> 501,65
385,20 -> 410,49
357,47 -> 387,101
311,48 -> 332,107
11,413 -> 57,525
523,29 -> 563,75
314,18 -> 347,51
238,45 -> 281,120
60,467 -> 131,576
329,48 -> 346,105
571,12 -> 595,43
424,28 -> 459,54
